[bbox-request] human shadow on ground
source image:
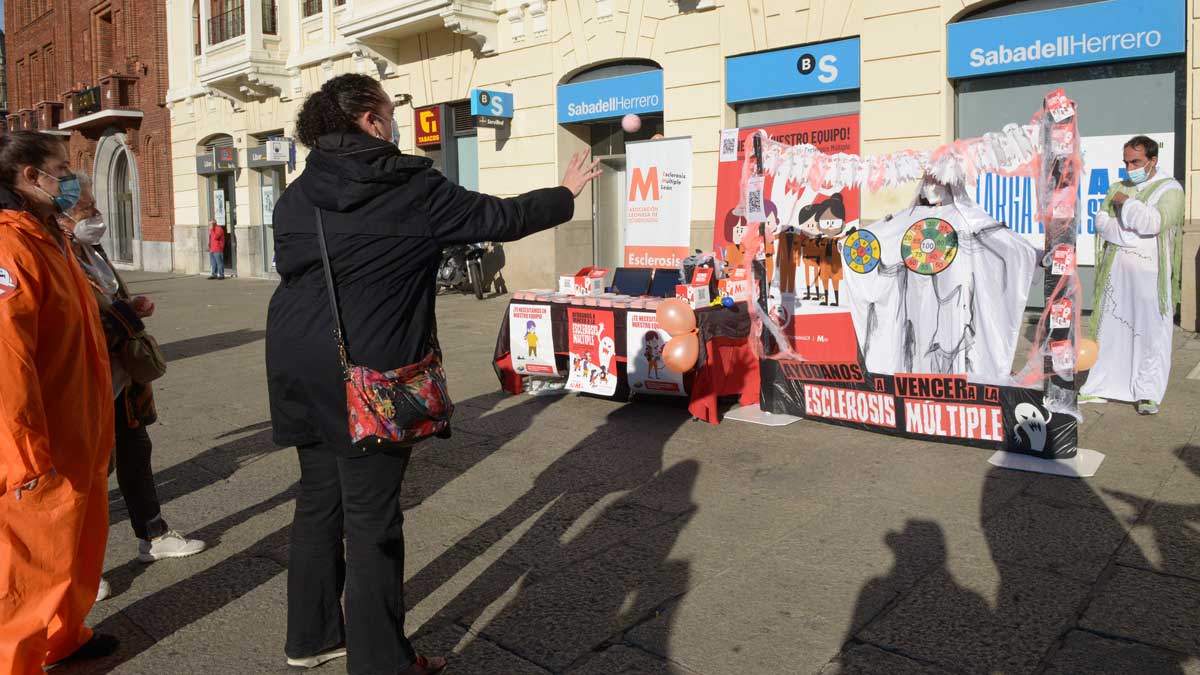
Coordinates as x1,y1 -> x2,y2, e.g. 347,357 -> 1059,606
406,399 -> 697,672
831,446 -> 1197,675
158,328 -> 267,361
107,421 -> 279,527
85,392 -> 564,672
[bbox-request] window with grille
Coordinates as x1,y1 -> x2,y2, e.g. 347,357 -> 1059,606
208,0 -> 245,44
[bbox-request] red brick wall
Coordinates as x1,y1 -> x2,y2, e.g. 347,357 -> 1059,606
5,0 -> 175,244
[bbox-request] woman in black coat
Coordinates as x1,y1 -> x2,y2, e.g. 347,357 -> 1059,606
265,74 -> 599,675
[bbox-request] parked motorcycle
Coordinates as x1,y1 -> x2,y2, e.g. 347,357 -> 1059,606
436,242 -> 489,299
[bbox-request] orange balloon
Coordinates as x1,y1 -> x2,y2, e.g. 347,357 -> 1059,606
663,334 -> 700,373
656,298 -> 697,335
1075,338 -> 1099,371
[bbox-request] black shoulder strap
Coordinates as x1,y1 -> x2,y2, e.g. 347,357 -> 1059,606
313,208 -> 351,374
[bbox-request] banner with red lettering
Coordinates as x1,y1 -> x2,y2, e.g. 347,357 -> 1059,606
760,361 -> 1078,456
625,137 -> 693,269
567,308 -> 618,396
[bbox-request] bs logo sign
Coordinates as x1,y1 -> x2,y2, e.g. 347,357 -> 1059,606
797,52 -> 840,84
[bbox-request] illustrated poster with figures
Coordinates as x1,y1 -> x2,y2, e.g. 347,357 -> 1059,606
508,303 -> 558,376
567,308 -> 618,396
712,114 -> 862,362
625,312 -> 686,396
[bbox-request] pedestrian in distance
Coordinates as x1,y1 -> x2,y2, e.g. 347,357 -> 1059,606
0,131 -> 118,673
209,219 -> 226,279
265,73 -> 600,675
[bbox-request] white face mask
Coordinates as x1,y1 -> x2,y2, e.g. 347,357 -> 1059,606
73,216 -> 108,245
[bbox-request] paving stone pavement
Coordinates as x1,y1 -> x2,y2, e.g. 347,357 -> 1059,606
57,273 -> 1200,675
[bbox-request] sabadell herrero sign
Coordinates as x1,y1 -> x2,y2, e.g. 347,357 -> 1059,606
947,0 -> 1184,79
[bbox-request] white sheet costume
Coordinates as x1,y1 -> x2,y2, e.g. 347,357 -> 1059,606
844,181 -> 1039,381
1081,175 -> 1184,404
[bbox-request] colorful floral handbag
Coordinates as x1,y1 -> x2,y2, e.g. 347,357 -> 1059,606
315,209 -> 454,449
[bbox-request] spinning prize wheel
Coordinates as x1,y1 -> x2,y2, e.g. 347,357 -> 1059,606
902,218 -> 958,275
843,229 -> 881,274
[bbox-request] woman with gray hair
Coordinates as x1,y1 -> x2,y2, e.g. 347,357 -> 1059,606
56,174 -> 206,601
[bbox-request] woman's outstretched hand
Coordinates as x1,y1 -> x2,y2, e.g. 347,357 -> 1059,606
561,151 -> 603,197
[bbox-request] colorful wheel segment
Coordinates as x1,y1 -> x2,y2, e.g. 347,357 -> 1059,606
901,218 -> 958,275
842,229 -> 881,274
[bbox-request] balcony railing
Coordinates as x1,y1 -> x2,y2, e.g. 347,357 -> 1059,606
302,0 -> 321,17
209,4 -> 245,45
262,0 -> 278,34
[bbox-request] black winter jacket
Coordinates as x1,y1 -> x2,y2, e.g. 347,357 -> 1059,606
265,133 -> 574,451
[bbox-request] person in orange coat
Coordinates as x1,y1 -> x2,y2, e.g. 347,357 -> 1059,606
0,132 -> 117,673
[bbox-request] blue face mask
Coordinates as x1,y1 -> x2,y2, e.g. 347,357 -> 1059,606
1127,166 -> 1150,185
37,170 -> 82,212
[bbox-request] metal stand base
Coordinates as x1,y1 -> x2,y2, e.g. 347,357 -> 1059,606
987,447 -> 1105,478
723,403 -> 801,427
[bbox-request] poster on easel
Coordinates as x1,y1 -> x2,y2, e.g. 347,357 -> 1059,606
626,311 -> 686,396
508,303 -> 558,376
566,308 -> 617,396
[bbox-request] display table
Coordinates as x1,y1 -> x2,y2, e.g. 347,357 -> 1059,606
493,300 -> 760,424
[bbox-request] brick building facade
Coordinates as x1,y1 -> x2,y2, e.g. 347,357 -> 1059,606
5,0 -> 174,270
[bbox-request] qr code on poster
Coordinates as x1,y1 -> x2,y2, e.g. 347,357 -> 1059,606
722,136 -> 737,157
747,190 -> 762,215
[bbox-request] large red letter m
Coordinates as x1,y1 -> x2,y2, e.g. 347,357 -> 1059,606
629,167 -> 660,201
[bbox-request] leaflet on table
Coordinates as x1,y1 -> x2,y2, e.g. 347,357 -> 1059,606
508,303 -> 558,376
567,308 -> 618,396
626,312 -> 686,396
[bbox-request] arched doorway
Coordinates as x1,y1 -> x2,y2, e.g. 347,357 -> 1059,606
112,152 -> 136,263
93,130 -> 141,267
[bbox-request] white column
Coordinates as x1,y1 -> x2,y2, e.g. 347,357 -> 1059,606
246,0 -> 262,50
199,0 -> 211,63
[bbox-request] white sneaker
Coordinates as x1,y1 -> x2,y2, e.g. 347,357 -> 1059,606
287,646 -> 348,669
96,578 -> 111,602
138,530 -> 207,563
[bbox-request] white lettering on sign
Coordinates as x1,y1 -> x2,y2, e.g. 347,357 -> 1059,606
803,384 -> 897,429
566,94 -> 662,118
968,30 -> 1163,69
903,400 -> 1004,441
817,54 -> 839,84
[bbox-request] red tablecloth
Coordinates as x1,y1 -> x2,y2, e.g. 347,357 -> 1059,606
493,300 -> 759,424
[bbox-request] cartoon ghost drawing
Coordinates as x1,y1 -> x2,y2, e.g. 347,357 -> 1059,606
1013,402 -> 1050,454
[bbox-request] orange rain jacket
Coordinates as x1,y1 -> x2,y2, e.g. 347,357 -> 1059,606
0,199 -> 115,673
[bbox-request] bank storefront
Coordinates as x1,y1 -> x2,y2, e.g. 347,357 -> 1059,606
948,0 -> 1187,308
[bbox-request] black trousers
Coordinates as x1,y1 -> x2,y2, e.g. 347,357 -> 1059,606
113,391 -> 169,541
286,443 -> 417,674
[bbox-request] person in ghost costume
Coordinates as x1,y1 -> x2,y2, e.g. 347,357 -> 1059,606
842,174 -> 1039,380
1081,136 -> 1184,415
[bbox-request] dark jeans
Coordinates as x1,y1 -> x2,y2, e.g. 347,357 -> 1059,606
114,391 -> 169,541
286,443 -> 416,674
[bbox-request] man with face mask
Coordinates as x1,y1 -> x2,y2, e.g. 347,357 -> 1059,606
1082,136 -> 1184,415
57,177 -> 206,600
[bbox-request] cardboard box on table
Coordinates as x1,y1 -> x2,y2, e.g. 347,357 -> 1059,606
676,268 -> 712,308
558,267 -> 609,296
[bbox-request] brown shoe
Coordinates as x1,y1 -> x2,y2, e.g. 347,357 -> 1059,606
399,655 -> 447,674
